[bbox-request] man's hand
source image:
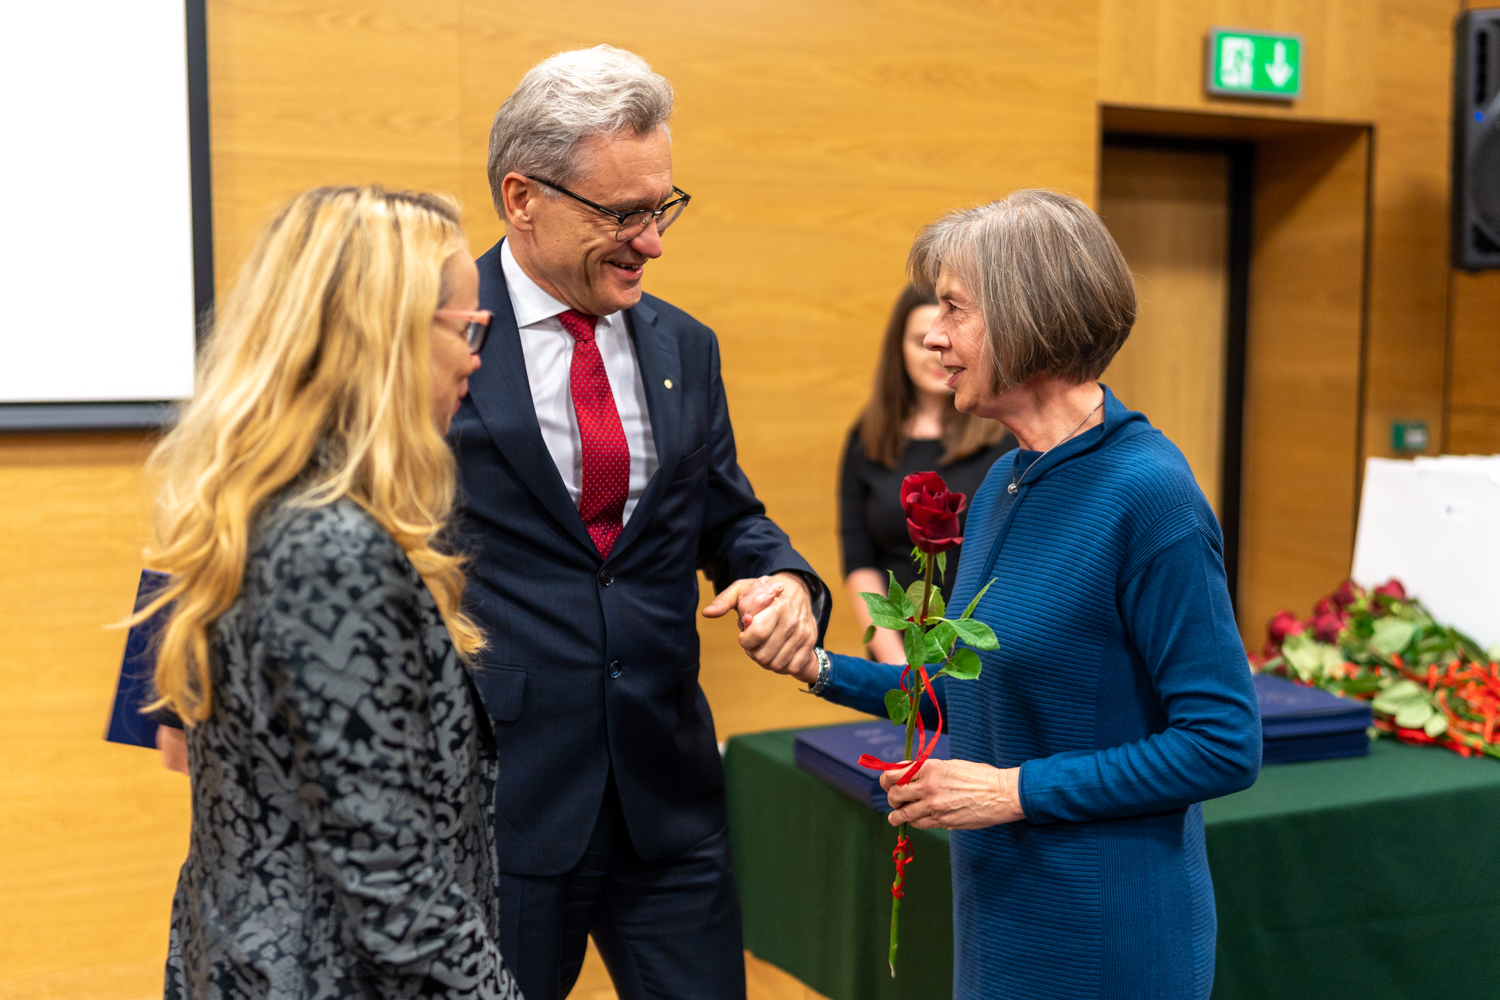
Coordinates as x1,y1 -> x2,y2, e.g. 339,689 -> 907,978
157,724 -> 189,775
702,572 -> 819,684
880,758 -> 1024,830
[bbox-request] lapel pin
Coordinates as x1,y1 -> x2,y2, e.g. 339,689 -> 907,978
664,379 -> 673,389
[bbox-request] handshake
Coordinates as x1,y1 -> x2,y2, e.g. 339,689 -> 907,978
702,573 -> 821,686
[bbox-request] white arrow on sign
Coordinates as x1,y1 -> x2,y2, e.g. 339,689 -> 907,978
1266,41 -> 1294,87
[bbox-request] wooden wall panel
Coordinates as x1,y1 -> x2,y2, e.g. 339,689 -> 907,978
1448,270 -> 1500,453
1099,146 -> 1231,514
208,0 -> 467,284
0,433 -> 189,998
1359,0 -> 1455,465
1099,0 -> 1382,121
1238,130 -> 1370,644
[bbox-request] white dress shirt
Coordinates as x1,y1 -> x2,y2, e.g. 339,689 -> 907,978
501,239 -> 658,524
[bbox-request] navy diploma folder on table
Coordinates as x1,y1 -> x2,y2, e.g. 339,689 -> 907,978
105,570 -> 172,748
793,674 -> 1371,809
793,721 -> 950,812
1254,671 -> 1372,764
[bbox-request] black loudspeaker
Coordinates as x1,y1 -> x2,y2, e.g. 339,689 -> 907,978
1454,9 -> 1500,270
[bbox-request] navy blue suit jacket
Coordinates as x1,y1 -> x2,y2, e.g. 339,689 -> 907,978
450,241 -> 829,876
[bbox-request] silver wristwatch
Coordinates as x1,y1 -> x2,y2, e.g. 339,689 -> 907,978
804,647 -> 831,696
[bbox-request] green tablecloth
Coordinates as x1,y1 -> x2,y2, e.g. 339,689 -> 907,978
725,729 -> 1500,1000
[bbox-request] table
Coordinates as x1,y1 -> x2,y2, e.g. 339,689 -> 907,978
726,729 -> 1500,1000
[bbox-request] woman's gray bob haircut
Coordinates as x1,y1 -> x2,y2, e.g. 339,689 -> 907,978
908,190 -> 1136,393
487,45 -> 674,217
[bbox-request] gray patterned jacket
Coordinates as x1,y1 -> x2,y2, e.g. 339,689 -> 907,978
164,498 -> 521,999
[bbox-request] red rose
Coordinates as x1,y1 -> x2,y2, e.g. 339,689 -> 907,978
1268,610 -> 1304,645
1314,596 -> 1337,618
901,471 -> 967,554
1311,611 -> 1344,644
1332,580 -> 1362,609
1373,579 -> 1406,601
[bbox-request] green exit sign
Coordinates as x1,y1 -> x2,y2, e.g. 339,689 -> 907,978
1207,28 -> 1303,100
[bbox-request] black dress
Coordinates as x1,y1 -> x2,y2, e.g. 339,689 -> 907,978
838,427 -> 1015,592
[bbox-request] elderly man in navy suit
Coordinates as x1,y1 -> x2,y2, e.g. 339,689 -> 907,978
448,45 -> 832,1000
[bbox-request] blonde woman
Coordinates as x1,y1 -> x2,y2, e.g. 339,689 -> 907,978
137,187 -> 519,999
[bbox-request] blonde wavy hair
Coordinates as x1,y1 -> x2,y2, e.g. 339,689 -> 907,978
132,185 -> 485,724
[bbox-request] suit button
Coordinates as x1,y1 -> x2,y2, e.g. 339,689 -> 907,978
609,660 -> 622,678
599,568 -> 613,587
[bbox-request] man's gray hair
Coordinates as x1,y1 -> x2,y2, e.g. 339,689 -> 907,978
487,45 -> 674,216
908,190 -> 1136,393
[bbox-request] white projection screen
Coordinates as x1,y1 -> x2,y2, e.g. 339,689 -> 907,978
0,0 -> 210,430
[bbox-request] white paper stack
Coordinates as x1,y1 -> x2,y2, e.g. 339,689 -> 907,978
1351,455 -> 1500,649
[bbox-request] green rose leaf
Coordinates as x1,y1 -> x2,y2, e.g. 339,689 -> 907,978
903,620 -> 927,668
1372,682 -> 1427,716
923,632 -> 947,666
1394,701 -> 1433,729
1282,634 -> 1325,681
937,551 -> 947,580
931,620 -> 959,656
888,571 -> 915,619
885,689 -> 910,725
1424,712 -> 1449,738
860,592 -> 899,619
1370,618 -> 1416,657
904,580 -> 946,620
862,624 -> 876,645
949,618 -> 1000,651
869,611 -> 913,631
945,648 -> 983,680
959,579 -> 995,621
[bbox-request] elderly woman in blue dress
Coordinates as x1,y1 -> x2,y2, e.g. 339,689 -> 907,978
766,190 -> 1261,999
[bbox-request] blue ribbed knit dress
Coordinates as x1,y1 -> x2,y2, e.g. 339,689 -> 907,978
821,387 -> 1261,1000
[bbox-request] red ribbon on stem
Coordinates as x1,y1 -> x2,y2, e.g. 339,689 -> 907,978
890,834 -> 912,898
857,664 -> 945,784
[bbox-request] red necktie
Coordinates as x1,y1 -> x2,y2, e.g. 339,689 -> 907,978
557,310 -> 629,559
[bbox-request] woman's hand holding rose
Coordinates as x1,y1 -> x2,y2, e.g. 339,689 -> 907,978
879,758 -> 1025,830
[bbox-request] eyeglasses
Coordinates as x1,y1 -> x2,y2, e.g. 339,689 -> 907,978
433,309 -> 492,354
526,176 -> 691,242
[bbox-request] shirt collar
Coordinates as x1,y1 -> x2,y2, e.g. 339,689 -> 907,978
500,238 -> 622,330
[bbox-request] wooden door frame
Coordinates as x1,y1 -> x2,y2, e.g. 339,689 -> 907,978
1100,132 -> 1254,609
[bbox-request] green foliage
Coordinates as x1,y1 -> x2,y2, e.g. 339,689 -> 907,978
930,620 -> 958,657
887,571 -> 915,619
1282,634 -> 1343,683
937,551 -> 947,580
885,689 -> 910,725
959,579 -> 994,621
1369,618 -> 1416,656
907,580 -> 945,619
922,631 -> 946,665
902,620 -> 927,669
944,648 -> 983,680
859,590 -> 910,631
862,624 -> 876,645
947,618 -> 999,651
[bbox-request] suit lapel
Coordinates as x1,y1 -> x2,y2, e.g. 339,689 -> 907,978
608,299 -> 680,559
468,243 -> 596,556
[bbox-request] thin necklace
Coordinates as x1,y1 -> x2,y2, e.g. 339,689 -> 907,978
1007,395 -> 1104,496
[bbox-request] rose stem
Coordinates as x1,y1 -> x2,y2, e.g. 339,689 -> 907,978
891,551 -> 937,977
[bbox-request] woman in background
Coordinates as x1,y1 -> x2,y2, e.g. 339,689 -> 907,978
840,285 -> 1014,662
136,186 -> 519,999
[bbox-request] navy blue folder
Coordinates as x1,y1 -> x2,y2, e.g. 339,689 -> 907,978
1254,671 -> 1372,765
793,674 -> 1372,809
104,570 -> 172,748
793,721 -> 950,812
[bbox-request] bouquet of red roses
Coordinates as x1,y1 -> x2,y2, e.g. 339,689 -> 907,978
856,472 -> 997,977
1255,579 -> 1500,758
